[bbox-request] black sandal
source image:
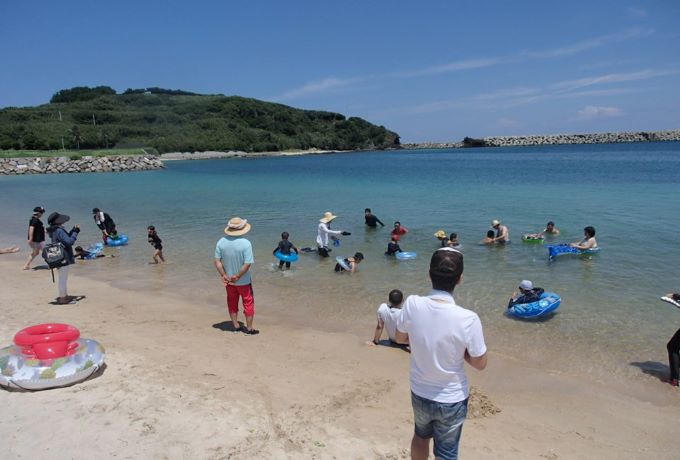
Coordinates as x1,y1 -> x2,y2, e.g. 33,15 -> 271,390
242,328 -> 260,335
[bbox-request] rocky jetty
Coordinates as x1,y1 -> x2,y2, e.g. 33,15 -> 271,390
402,129 -> 680,149
0,155 -> 164,175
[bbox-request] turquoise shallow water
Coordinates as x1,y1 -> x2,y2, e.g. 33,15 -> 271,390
1,142 -> 680,381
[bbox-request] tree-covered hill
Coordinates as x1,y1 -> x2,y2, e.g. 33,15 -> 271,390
0,86 -> 400,153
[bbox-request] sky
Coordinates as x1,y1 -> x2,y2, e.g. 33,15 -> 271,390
1,1 -> 679,142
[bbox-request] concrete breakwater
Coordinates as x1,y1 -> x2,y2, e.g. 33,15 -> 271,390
0,155 -> 164,175
402,129 -> 680,149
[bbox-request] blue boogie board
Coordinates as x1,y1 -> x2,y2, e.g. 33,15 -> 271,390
507,292 -> 561,319
396,251 -> 417,260
84,242 -> 104,259
548,244 -> 600,260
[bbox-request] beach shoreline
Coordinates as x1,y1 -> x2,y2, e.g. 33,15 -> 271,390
159,148 -> 353,161
1,254 -> 679,459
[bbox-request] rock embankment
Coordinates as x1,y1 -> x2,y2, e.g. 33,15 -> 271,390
480,130 -> 680,147
0,155 -> 164,175
402,129 -> 680,149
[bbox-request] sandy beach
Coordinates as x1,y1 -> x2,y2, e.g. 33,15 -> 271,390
159,148 -> 351,161
1,254 -> 678,459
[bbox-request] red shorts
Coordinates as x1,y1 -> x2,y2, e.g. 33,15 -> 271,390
226,284 -> 255,317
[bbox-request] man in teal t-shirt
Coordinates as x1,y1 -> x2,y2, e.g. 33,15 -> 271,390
214,217 -> 258,335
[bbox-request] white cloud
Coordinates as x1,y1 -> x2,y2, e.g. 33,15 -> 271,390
498,117 -> 519,128
626,7 -> 647,18
576,106 -> 625,121
275,76 -> 365,101
276,28 -> 655,101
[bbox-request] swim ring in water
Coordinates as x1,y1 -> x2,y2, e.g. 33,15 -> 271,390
507,292 -> 561,319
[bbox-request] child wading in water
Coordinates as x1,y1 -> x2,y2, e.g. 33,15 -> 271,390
368,289 -> 408,346
273,231 -> 298,269
334,252 -> 364,273
147,226 -> 165,264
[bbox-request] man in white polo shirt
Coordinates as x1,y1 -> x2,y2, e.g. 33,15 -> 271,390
396,248 -> 487,460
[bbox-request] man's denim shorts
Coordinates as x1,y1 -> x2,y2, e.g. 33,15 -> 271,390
411,391 -> 468,460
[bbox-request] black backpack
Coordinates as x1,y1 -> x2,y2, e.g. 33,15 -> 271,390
42,242 -> 67,276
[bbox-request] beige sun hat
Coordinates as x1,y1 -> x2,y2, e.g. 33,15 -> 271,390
224,217 -> 251,236
320,212 -> 337,223
491,219 -> 501,227
434,230 -> 447,239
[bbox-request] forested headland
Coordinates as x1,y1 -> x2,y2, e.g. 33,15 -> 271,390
0,86 -> 400,153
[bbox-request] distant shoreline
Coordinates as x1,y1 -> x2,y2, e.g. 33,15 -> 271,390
160,148 -> 350,161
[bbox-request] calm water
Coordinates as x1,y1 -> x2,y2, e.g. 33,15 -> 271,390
2,142 -> 680,381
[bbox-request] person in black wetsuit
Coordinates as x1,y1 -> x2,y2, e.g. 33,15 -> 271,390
147,225 -> 165,264
385,236 -> 402,256
365,208 -> 385,228
335,252 -> 364,273
273,231 -> 298,269
92,208 -> 117,242
507,280 -> 544,309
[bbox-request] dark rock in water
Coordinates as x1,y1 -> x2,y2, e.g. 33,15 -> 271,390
462,137 -> 487,148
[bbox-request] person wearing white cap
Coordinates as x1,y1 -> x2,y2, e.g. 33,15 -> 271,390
316,212 -> 350,257
491,219 -> 510,244
507,280 -> 544,308
214,217 -> 259,335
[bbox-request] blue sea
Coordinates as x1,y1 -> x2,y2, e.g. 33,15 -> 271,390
1,142 -> 679,381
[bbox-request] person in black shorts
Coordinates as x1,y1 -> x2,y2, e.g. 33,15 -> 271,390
93,208 -> 117,242
365,208 -> 385,228
24,206 -> 46,270
147,225 -> 165,264
273,231 -> 299,269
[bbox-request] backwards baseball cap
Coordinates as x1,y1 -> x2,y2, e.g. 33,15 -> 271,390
519,280 -> 533,290
33,206 -> 45,213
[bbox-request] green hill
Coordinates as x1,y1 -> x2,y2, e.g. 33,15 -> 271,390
0,86 -> 400,153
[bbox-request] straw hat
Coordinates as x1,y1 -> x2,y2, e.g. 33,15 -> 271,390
491,219 -> 501,227
434,230 -> 447,239
320,212 -> 337,223
224,217 -> 251,236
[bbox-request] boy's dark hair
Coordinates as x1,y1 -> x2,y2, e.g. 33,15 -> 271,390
281,231 -> 289,239
394,221 -> 401,225
584,226 -> 596,238
449,232 -> 457,240
75,246 -> 83,252
147,225 -> 155,231
486,230 -> 495,238
429,248 -> 464,292
388,289 -> 403,306
547,221 -> 555,226
354,252 -> 364,261
365,208 -> 371,213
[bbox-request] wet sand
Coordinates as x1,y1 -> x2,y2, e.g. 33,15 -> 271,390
1,254 -> 679,459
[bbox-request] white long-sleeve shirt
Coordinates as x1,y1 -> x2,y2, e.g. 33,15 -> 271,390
316,222 -> 342,248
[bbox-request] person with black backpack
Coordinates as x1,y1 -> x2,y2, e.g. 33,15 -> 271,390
46,212 -> 80,305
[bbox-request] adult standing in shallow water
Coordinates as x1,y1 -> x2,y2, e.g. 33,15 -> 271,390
395,248 -> 487,459
24,206 -> 46,270
316,212 -> 350,257
92,208 -> 117,243
214,217 -> 259,335
491,219 -> 510,244
364,208 -> 385,228
46,212 -> 80,305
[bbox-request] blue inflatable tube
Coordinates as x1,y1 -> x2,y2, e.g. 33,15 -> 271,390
396,251 -> 417,260
84,243 -> 104,259
548,244 -> 600,260
105,234 -> 128,247
274,251 -> 299,263
508,292 -> 561,319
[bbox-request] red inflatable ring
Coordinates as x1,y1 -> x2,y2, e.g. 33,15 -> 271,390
14,323 -> 80,360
